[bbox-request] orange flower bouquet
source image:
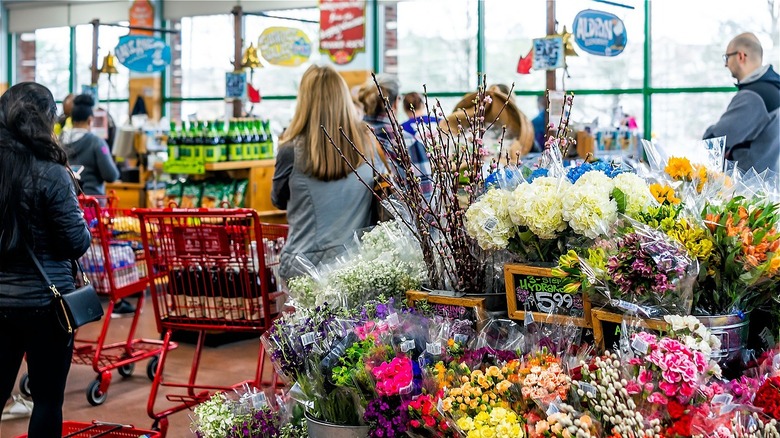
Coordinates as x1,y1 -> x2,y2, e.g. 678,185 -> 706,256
702,196 -> 780,314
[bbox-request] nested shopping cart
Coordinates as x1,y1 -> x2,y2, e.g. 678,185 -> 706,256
15,421 -> 161,438
133,208 -> 287,434
19,194 -> 174,406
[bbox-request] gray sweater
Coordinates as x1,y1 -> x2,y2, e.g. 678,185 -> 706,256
61,129 -> 120,195
271,136 -> 374,280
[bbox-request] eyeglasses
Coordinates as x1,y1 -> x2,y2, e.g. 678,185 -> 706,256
722,52 -> 740,63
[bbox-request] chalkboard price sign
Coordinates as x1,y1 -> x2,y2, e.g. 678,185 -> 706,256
405,291 -> 486,331
504,264 -> 592,328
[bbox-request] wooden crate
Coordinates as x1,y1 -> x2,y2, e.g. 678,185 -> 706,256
503,263 -> 592,328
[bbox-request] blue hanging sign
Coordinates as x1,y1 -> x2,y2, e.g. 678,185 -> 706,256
572,9 -> 627,57
114,35 -> 171,72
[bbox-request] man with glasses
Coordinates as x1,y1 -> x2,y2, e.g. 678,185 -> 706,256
704,32 -> 780,172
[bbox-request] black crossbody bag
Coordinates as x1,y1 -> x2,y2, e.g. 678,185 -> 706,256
24,245 -> 104,334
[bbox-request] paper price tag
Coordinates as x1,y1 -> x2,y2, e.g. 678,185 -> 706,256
376,321 -> 388,332
399,381 -> 414,395
252,391 -> 268,409
546,402 -> 560,416
524,311 -> 535,326
482,217 -> 498,232
454,334 -> 469,344
579,382 -> 597,397
401,339 -> 416,353
760,327 -> 776,347
301,332 -> 316,347
426,342 -> 441,355
712,394 -> 733,405
386,312 -> 400,328
631,337 -> 649,354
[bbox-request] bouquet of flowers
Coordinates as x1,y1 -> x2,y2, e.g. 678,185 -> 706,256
191,389 -> 281,438
286,219 -> 427,309
701,195 -> 780,315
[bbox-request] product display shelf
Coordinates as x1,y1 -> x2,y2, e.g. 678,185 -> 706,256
203,159 -> 275,171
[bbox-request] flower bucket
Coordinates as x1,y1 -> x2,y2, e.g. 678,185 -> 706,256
696,312 -> 750,364
306,412 -> 369,438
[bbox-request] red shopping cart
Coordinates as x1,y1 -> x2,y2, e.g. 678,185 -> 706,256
15,421 -> 160,438
19,195 -> 174,406
133,208 -> 287,434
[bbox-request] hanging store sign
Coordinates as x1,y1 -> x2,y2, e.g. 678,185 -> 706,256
258,27 -> 312,67
532,36 -> 565,70
114,35 -> 171,73
319,0 -> 366,65
572,9 -> 627,57
129,0 -> 154,36
226,71 -> 247,100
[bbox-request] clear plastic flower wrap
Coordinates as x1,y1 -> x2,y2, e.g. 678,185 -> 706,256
575,217 -> 699,317
285,218 -> 428,310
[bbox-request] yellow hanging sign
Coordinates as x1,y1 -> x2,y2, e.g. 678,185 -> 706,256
257,27 -> 312,67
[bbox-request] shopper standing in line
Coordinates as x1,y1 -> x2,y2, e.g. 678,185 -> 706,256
704,32 -> 780,172
271,64 -> 378,281
359,75 -> 434,201
59,95 -> 134,317
0,82 -> 91,436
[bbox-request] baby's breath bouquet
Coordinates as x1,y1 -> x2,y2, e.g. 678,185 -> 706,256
287,219 -> 427,309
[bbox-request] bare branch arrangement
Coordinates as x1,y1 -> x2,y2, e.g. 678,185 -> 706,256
325,74 -> 512,294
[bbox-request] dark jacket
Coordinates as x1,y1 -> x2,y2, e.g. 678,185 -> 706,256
61,130 -> 120,196
0,160 -> 92,308
704,65 -> 780,172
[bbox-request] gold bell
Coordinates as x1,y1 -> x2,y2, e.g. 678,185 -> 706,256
99,52 -> 119,75
560,26 -> 578,57
241,43 -> 262,70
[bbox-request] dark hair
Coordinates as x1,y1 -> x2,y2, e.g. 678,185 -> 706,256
0,82 -> 66,254
402,92 -> 424,113
71,94 -> 95,123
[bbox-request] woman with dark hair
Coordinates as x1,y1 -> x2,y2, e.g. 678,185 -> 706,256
0,82 -> 91,436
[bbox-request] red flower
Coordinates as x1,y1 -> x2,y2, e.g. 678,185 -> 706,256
667,400 -> 686,420
754,376 -> 780,420
410,420 -> 421,428
666,413 -> 694,437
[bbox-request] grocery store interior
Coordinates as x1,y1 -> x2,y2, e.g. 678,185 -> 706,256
0,0 -> 778,437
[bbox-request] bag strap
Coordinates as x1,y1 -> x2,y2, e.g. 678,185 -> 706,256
23,243 -> 74,334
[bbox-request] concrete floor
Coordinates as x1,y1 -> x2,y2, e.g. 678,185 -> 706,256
0,294 -> 273,438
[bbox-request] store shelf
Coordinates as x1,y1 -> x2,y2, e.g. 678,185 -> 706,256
204,159 -> 275,171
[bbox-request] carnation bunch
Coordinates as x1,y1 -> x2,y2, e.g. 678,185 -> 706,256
518,351 -> 570,401
372,356 -> 414,397
528,404 -> 598,438
755,376 -> 780,421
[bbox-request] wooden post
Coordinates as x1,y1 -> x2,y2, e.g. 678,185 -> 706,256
232,6 -> 243,118
91,19 -> 100,85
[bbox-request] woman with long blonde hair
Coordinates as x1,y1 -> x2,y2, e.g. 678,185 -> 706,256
272,64 -> 376,280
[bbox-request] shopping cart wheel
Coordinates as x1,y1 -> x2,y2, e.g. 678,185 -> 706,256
86,379 -> 107,406
118,363 -> 135,378
18,373 -> 31,397
146,355 -> 159,381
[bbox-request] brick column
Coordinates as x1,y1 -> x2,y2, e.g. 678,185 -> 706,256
383,3 -> 398,74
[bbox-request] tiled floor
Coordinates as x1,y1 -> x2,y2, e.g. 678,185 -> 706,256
0,294 -> 273,438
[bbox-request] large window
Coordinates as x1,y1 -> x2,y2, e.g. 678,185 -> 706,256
75,22 -> 131,100
395,0 -> 478,93
179,14 -> 234,98
15,27 -> 71,100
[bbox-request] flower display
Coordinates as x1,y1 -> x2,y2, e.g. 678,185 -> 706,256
372,356 -> 414,396
612,173 -> 656,217
455,407 -> 524,438
755,376 -> 780,421
518,352 -> 570,401
406,394 -> 454,437
561,171 -> 618,239
364,396 -> 409,438
509,176 -> 569,240
528,405 -> 598,438
465,188 -> 516,250
192,393 -> 281,438
649,182 -> 681,205
566,160 -> 624,183
665,156 -> 708,194
605,228 -> 695,315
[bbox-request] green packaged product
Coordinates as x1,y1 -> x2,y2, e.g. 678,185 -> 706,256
164,179 -> 184,207
200,180 -> 225,209
233,179 -> 249,208
180,180 -> 204,208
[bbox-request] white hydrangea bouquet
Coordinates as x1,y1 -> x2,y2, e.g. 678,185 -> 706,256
465,157 -> 656,263
286,220 -> 427,309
